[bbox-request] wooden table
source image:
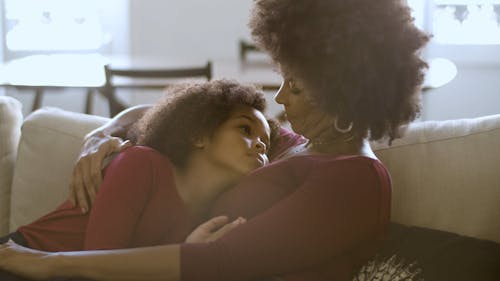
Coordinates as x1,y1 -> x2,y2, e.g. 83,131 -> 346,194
0,54 -> 282,114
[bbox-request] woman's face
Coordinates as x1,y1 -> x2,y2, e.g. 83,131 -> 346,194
202,105 -> 270,176
274,78 -> 330,138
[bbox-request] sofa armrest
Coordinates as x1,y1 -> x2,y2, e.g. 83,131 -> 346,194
0,96 -> 23,235
9,107 -> 108,232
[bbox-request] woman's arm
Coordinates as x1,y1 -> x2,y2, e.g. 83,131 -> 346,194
0,240 -> 180,281
0,216 -> 246,280
181,159 -> 389,281
69,104 -> 152,212
89,104 -> 153,139
58,244 -> 181,281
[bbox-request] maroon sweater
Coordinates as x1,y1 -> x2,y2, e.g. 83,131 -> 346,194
18,146 -> 196,251
18,128 -> 390,281
181,154 -> 392,281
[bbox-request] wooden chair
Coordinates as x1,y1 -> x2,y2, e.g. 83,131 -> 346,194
239,39 -> 261,62
99,61 -> 212,116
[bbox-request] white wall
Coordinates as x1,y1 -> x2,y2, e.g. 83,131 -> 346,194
126,0 -> 286,116
423,62 -> 500,121
420,35 -> 500,121
129,0 -> 253,60
100,0 -> 131,56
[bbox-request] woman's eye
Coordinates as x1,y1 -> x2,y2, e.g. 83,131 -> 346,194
290,87 -> 301,95
239,125 -> 251,135
288,80 -> 301,94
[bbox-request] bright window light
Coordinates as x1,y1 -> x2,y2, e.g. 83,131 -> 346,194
407,0 -> 426,30
432,1 -> 500,44
4,0 -> 110,51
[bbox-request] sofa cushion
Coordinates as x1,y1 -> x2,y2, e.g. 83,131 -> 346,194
0,96 -> 23,235
9,107 -> 108,232
372,114 -> 500,243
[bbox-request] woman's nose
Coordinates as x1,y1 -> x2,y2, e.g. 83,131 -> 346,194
274,81 -> 287,105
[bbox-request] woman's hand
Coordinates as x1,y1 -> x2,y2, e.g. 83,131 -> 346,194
0,240 -> 57,280
185,216 -> 246,243
68,105 -> 151,213
69,131 -> 132,213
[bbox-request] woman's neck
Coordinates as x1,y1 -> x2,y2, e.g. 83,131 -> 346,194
297,119 -> 377,159
311,138 -> 376,158
172,157 -> 240,220
284,137 -> 376,160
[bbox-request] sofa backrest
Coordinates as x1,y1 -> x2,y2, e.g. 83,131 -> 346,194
372,114 -> 500,243
7,107 -> 500,244
9,107 -> 108,232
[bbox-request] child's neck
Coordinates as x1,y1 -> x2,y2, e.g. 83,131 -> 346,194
172,157 -> 240,220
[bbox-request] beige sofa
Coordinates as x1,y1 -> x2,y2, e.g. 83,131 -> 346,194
1,95 -> 500,279
1,95 -> 500,242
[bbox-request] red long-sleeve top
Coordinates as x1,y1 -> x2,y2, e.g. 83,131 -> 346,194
181,154 -> 391,281
18,146 -> 196,251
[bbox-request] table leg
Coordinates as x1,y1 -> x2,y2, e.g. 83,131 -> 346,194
85,89 -> 94,114
32,88 -> 43,112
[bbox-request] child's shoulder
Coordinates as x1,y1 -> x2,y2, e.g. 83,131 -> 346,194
112,145 -> 167,165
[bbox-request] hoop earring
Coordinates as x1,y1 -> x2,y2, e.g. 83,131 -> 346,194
334,117 -> 353,134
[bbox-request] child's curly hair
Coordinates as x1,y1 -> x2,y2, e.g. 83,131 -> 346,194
128,79 -> 272,168
250,0 -> 430,142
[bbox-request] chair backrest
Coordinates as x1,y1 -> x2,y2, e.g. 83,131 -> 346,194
239,40 -> 262,62
101,61 -> 212,116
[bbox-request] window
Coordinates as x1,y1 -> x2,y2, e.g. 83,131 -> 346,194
2,0 -> 110,59
432,0 -> 500,45
408,0 -> 500,64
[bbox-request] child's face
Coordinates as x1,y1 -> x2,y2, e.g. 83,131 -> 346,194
202,105 -> 271,177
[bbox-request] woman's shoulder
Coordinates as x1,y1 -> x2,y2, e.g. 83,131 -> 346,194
273,154 -> 388,178
273,153 -> 380,165
315,154 -> 385,169
313,155 -> 391,186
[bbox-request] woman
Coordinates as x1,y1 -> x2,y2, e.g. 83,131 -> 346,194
0,79 -> 271,252
0,0 -> 429,280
